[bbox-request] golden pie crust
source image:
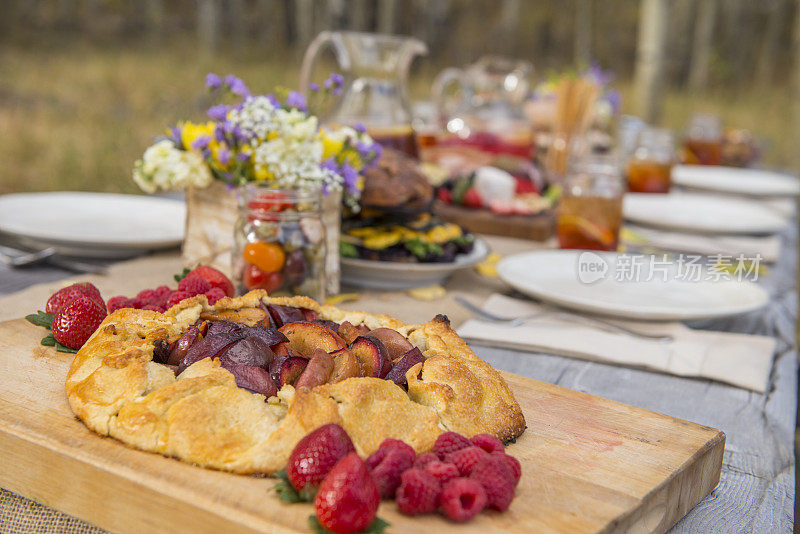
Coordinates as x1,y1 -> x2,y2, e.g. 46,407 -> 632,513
65,290 -> 526,474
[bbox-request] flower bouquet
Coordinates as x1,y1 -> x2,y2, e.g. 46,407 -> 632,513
133,73 -> 381,296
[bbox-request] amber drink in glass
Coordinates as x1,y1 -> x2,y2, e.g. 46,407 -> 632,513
627,127 -> 674,193
682,114 -> 722,166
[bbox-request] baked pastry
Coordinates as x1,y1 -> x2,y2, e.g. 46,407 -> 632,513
65,291 -> 525,475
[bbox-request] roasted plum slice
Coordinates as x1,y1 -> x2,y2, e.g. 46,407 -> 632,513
300,308 -> 319,322
267,305 -> 305,328
218,336 -> 274,369
365,327 -> 414,364
269,355 -> 309,386
245,326 -> 288,347
384,347 -> 426,386
337,321 -> 371,345
177,331 -> 245,373
206,320 -> 242,336
200,307 -> 267,327
152,338 -> 174,364
166,325 -> 204,367
315,319 -> 340,331
272,341 -> 300,359
220,362 -> 278,398
329,348 -> 362,383
294,349 -> 335,389
278,321 -> 346,356
349,336 -> 390,378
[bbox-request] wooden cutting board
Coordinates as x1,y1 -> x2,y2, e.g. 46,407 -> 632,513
434,201 -> 556,241
0,318 -> 724,534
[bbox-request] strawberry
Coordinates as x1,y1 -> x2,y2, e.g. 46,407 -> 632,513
315,453 -> 380,534
462,187 -> 483,209
187,265 -> 235,297
287,423 -> 355,495
45,282 -> 104,314
51,296 -> 107,349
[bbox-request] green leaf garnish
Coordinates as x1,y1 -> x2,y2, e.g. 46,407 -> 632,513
273,470 -> 304,503
339,241 -> 359,258
55,340 -> 79,354
41,333 -> 56,346
308,515 -> 389,534
25,310 -> 54,329
173,267 -> 191,283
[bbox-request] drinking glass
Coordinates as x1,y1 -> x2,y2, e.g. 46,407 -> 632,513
557,154 -> 624,251
626,127 -> 674,193
683,114 -> 722,166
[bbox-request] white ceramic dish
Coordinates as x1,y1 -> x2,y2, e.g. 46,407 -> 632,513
341,238 -> 489,290
623,192 -> 786,235
672,165 -> 800,197
0,192 -> 185,258
497,250 -> 769,321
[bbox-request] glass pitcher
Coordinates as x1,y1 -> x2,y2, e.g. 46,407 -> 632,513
432,56 -> 534,160
299,31 -> 427,158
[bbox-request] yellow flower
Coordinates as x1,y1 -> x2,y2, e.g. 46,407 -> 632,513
338,149 -> 363,171
254,165 -> 274,181
179,121 -> 215,152
321,135 -> 344,160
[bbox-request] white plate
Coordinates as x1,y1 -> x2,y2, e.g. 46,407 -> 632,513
0,192 -> 185,258
497,250 -> 769,321
623,192 -> 786,235
673,165 -> 800,197
341,238 -> 489,290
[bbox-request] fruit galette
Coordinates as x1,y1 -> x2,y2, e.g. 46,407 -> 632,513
65,290 -> 525,474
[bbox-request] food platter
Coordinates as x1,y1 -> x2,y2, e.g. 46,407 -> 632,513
341,238 -> 489,290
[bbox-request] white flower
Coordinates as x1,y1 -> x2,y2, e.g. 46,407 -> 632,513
132,140 -> 212,193
227,96 -> 279,142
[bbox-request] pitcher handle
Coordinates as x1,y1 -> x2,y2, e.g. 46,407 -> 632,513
299,31 -> 348,95
431,67 -> 466,122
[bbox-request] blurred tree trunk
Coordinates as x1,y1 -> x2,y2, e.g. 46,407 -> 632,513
495,0 -> 520,54
197,0 -> 220,54
295,0 -> 314,46
145,0 -> 165,38
377,0 -> 397,34
351,0 -> 370,31
688,0 -> 716,90
757,0 -> 786,87
257,0 -> 287,49
574,0 -> 592,65
667,0 -> 695,84
229,0 -> 247,49
633,0 -> 668,123
327,0 -> 347,30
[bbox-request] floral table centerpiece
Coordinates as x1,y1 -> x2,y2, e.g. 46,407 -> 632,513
132,73 -> 381,298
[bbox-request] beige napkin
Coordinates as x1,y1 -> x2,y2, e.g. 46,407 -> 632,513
456,294 -> 775,393
623,225 -> 782,262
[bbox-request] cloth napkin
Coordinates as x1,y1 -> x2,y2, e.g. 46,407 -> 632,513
457,294 -> 776,393
622,224 -> 782,262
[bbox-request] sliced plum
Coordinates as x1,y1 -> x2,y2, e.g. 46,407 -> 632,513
269,355 -> 309,386
200,307 -> 267,327
384,347 -> 426,386
218,336 -> 274,368
152,338 -> 174,364
177,331 -> 245,373
167,325 -> 203,367
329,348 -> 362,383
207,320 -> 242,336
221,362 -> 278,398
267,305 -> 305,328
278,321 -> 346,356
314,319 -> 340,331
365,327 -> 414,364
349,336 -> 390,378
294,349 -> 335,389
246,326 -> 288,347
337,321 -> 371,345
300,308 -> 319,322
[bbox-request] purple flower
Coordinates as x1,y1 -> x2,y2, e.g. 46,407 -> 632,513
321,157 -> 339,174
308,82 -> 320,92
232,125 -> 248,142
266,93 -> 282,108
205,73 -> 222,90
218,147 -> 231,166
285,90 -> 307,111
605,89 -> 622,114
191,135 -> 211,152
323,78 -> 333,90
354,122 -> 366,134
207,104 -> 230,121
168,126 -> 182,145
237,152 -> 251,163
214,123 -> 227,142
224,74 -> 250,97
330,73 -> 344,85
342,163 -> 359,194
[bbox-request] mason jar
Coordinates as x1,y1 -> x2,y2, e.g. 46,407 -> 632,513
233,185 -> 326,302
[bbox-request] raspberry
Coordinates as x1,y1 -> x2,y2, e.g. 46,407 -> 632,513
446,446 -> 487,477
469,454 -> 516,511
178,276 -> 211,296
154,285 -> 172,297
439,478 -> 487,522
166,291 -> 193,309
106,296 -> 130,313
492,452 -> 521,485
414,452 -> 439,470
365,438 -> 416,470
136,288 -> 159,304
142,304 -> 161,312
368,446 -> 415,499
471,433 -> 504,454
127,297 -> 144,309
424,460 -> 459,485
396,469 -> 441,516
433,431 -> 472,460
205,287 -> 226,305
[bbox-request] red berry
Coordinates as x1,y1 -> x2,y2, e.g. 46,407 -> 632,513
437,188 -> 453,204
446,446 -> 487,477
177,276 -> 211,296
395,469 -> 441,516
45,282 -> 104,314
462,187 -> 483,208
414,452 -> 439,470
514,177 -> 539,195
433,432 -> 472,460
166,291 -> 193,309
141,304 -> 161,312
127,297 -> 144,309
315,453 -> 379,534
287,424 -> 355,493
106,296 -> 130,313
439,478 -> 487,522
471,433 -> 504,454
51,297 -> 107,349
366,441 -> 416,499
187,265 -> 235,297
136,288 -> 159,304
154,285 -> 172,297
469,454 -> 516,511
424,460 -> 459,485
492,452 -> 521,485
205,287 -> 226,305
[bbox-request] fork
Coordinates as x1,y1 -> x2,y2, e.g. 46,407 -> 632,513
455,296 -> 673,343
0,245 -> 57,267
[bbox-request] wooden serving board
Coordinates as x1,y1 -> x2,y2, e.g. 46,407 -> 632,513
0,318 -> 724,534
434,200 -> 556,241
